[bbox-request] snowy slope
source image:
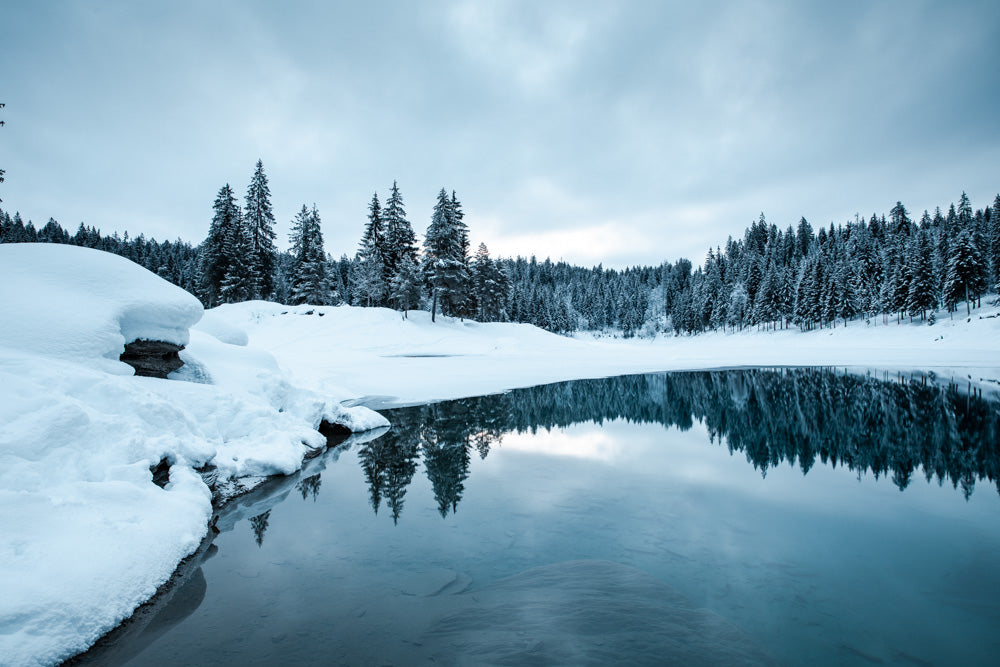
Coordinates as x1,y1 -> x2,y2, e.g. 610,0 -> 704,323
213,300 -> 1000,407
0,245 -> 385,666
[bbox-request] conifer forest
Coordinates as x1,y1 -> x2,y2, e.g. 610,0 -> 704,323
2,160 -> 997,338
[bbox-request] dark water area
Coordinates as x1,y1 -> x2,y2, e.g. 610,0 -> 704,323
82,369 -> 1000,666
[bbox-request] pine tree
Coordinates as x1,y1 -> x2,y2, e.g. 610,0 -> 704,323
383,181 -> 418,278
219,209 -> 257,303
906,229 -> 935,320
199,184 -> 242,307
355,192 -> 387,306
944,230 -> 983,316
795,217 -> 814,257
957,191 -> 973,228
423,188 -> 468,322
472,242 -> 509,321
889,201 -> 912,237
289,204 -> 328,305
390,255 -> 423,318
990,194 -> 1000,290
450,191 -> 472,317
244,160 -> 278,299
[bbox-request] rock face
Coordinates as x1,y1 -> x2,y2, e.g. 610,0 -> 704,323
120,340 -> 185,378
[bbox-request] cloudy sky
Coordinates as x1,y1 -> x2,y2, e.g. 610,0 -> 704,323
2,0 -> 998,268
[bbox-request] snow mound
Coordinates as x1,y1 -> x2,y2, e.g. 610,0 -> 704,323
193,309 -> 249,346
0,244 -> 203,371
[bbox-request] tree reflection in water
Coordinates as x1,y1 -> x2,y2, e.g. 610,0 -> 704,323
357,369 -> 1000,522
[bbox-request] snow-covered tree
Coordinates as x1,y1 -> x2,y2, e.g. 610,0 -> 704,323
906,229 -> 935,320
390,255 -> 423,318
384,181 -> 418,278
472,242 -> 508,321
199,184 -> 242,307
423,188 -> 469,322
219,207 -> 257,303
355,192 -> 388,306
944,229 -> 984,315
289,204 -> 329,305
244,160 -> 278,299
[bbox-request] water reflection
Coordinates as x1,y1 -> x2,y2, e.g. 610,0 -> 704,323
361,369 -> 1000,521
75,370 -> 1000,667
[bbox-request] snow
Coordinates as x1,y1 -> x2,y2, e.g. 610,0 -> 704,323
0,245 -> 386,666
0,244 -> 203,373
212,301 -> 1000,407
2,243 -> 999,665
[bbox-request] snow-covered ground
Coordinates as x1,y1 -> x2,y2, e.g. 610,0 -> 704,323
2,243 -> 999,666
0,245 -> 385,667
212,299 -> 1000,407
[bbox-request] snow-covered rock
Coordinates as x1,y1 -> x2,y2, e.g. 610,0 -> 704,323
0,243 -> 203,373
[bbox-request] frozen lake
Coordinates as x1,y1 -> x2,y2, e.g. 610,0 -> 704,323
81,369 -> 1000,666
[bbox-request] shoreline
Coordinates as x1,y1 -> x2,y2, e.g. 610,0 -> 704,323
62,359 -> 999,663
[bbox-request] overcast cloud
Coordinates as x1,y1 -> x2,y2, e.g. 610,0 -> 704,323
2,0 -> 998,267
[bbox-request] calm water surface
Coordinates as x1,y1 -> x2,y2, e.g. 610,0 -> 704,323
86,369 -> 1000,666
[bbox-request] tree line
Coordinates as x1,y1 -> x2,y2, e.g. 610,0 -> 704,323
1,162 -> 997,337
496,193 -> 1000,336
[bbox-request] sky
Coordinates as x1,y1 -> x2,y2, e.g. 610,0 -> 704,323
2,0 -> 998,268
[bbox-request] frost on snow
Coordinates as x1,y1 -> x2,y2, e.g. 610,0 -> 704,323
0,245 -> 386,666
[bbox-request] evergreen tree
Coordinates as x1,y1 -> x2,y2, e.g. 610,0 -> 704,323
906,229 -> 935,320
889,201 -> 912,237
383,181 -> 418,277
390,255 -> 424,318
423,188 -> 468,322
219,207 -> 257,303
354,192 -> 387,306
990,194 -> 1000,290
199,184 -> 242,307
472,242 -> 508,321
289,204 -> 329,304
244,160 -> 278,299
795,217 -> 814,257
450,191 -> 472,316
944,230 -> 983,316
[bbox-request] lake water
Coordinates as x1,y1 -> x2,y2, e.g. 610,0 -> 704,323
81,369 -> 1000,666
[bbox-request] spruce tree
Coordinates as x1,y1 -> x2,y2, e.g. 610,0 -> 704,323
473,242 -> 509,321
244,160 -> 278,299
990,194 -> 1000,289
219,209 -> 257,303
199,184 -> 242,307
906,229 -> 935,320
944,230 -> 983,316
450,191 -> 472,316
390,255 -> 424,318
355,192 -> 388,306
289,204 -> 328,305
423,188 -> 468,322
384,181 -> 418,277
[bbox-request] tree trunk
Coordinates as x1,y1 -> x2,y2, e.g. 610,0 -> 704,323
431,290 -> 438,323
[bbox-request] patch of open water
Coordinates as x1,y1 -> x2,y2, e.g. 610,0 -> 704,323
78,369 -> 1000,666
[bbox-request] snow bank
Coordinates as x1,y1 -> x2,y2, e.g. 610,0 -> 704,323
0,246 -> 386,666
211,300 -> 1000,407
